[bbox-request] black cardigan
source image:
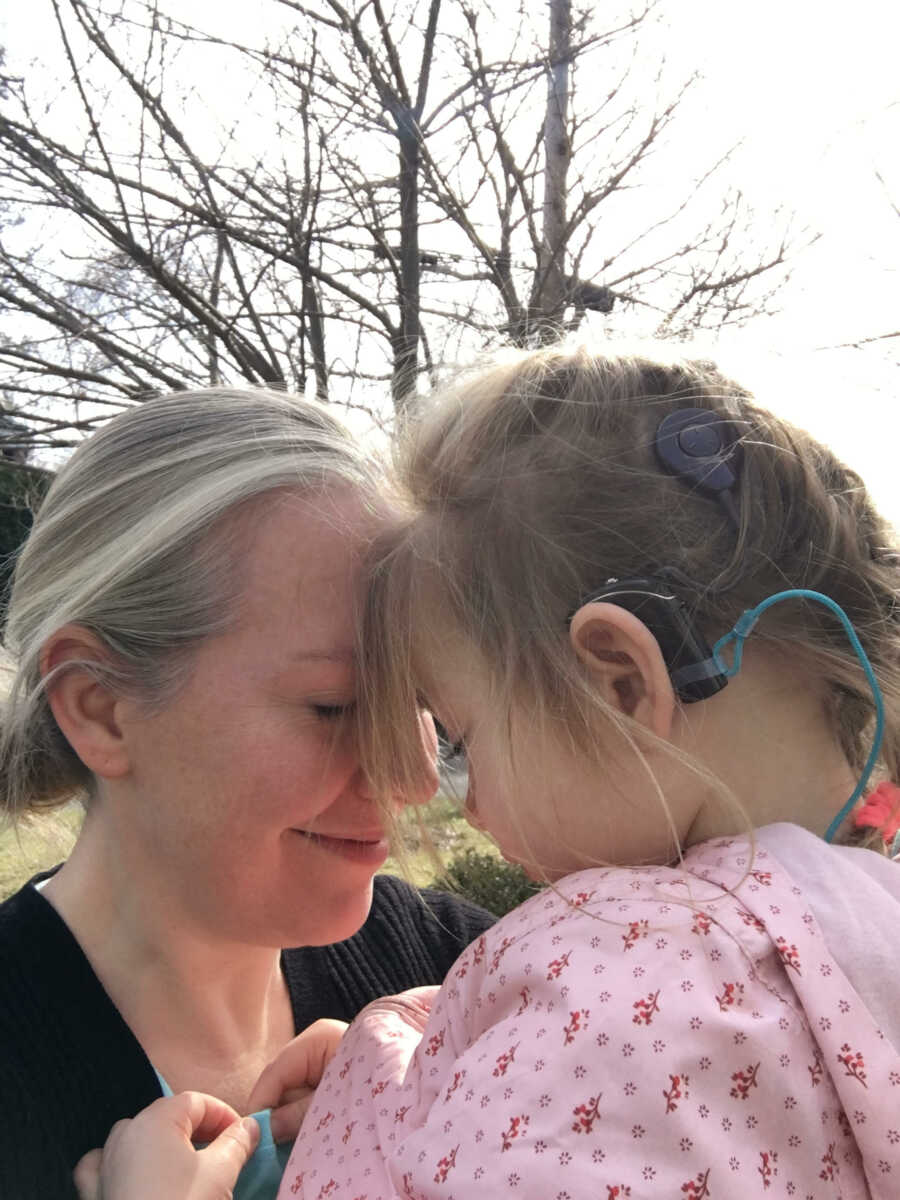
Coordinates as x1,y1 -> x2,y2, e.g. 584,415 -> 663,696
0,872 -> 494,1200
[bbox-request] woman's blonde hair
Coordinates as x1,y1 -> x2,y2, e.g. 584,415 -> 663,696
1,387 -> 378,819
359,343 -> 900,854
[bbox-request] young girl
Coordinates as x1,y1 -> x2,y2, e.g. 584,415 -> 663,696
80,344 -> 900,1200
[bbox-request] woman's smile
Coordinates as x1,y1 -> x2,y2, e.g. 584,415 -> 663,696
290,828 -> 391,866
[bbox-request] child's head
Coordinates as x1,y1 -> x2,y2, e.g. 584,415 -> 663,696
360,343 -> 899,873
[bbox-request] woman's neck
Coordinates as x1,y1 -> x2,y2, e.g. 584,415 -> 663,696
42,815 -> 295,1111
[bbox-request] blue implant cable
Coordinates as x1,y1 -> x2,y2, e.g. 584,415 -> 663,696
711,589 -> 885,844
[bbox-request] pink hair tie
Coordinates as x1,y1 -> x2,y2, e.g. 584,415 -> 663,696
852,781 -> 900,842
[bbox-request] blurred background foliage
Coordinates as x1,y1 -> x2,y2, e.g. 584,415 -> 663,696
0,456 -> 51,621
0,788 -> 539,916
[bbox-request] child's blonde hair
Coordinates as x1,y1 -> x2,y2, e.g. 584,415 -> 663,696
359,343 -> 900,853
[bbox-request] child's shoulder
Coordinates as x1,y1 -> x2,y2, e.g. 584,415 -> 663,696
455,837 -> 782,977
458,840 -> 768,960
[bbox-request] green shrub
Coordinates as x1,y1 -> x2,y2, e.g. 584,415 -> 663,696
439,847 -> 543,917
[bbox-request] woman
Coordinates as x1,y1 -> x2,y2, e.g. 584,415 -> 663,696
0,388 -> 494,1200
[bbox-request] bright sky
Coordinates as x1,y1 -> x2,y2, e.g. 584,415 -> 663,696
2,0 -> 898,522
663,0 -> 899,524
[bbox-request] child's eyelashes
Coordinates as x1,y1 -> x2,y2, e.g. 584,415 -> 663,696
428,714 -> 467,766
440,735 -> 468,767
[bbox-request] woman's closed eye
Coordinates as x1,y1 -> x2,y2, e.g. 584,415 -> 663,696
313,701 -> 356,721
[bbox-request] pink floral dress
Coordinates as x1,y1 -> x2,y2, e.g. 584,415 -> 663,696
277,830 -> 900,1199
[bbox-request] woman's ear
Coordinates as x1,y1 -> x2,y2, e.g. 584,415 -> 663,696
568,601 -> 676,738
40,625 -> 131,779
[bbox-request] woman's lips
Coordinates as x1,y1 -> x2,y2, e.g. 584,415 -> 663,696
292,829 -> 391,865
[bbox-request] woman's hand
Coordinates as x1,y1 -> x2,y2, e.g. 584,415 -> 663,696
247,1017 -> 348,1143
73,1091 -> 259,1200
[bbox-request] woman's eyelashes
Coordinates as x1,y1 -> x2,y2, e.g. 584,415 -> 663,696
312,701 -> 356,721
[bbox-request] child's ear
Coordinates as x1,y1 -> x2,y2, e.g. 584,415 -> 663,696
568,601 -> 676,738
40,625 -> 131,779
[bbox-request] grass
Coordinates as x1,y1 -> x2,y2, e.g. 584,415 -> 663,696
382,788 -> 501,886
0,787 -> 498,902
0,802 -> 83,900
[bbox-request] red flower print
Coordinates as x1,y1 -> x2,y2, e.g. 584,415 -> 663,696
663,1073 -> 690,1114
425,1028 -> 445,1056
605,1188 -> 631,1198
444,1071 -> 466,1102
394,1104 -> 411,1124
622,920 -> 649,951
775,937 -> 801,973
681,1169 -> 711,1198
572,1093 -> 602,1134
501,1114 -> 530,1151
715,981 -> 744,1011
758,1150 -> 778,1189
516,986 -> 531,1015
691,912 -> 712,936
315,1182 -> 338,1199
288,1172 -> 304,1195
341,1121 -> 356,1144
493,1044 -> 519,1077
751,870 -> 772,886
563,1009 -> 590,1045
433,1145 -> 459,1184
820,1142 -> 837,1182
489,936 -> 515,975
837,1043 -> 868,1088
730,1062 -> 760,1100
547,950 -> 573,979
315,1110 -> 334,1132
632,989 -> 660,1026
808,1052 -> 824,1087
571,889 -> 596,907
736,908 -> 766,931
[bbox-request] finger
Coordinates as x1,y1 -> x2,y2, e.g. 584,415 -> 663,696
269,1090 -> 315,1144
247,1053 -> 305,1113
247,1020 -> 347,1113
200,1116 -> 260,1178
163,1091 -> 245,1145
177,1089 -> 247,1142
72,1148 -> 103,1200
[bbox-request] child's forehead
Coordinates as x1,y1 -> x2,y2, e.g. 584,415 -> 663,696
410,620 -> 482,713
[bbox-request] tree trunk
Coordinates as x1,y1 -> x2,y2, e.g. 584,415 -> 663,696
393,111 -> 421,416
532,0 -> 572,341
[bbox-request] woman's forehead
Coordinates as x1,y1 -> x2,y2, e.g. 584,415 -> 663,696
235,488 -> 372,642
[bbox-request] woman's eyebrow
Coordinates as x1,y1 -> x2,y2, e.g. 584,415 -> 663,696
289,648 -> 355,663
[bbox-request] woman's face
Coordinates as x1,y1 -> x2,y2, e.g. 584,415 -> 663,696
110,487 -> 437,948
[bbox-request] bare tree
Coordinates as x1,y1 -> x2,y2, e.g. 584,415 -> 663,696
0,0 -> 794,449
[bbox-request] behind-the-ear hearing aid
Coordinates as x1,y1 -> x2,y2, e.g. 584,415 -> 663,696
572,577 -> 728,704
654,408 -> 742,529
576,409 -> 885,841
575,581 -> 886,844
